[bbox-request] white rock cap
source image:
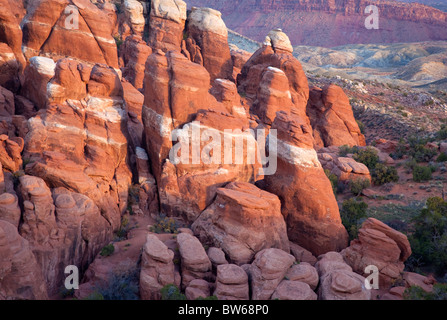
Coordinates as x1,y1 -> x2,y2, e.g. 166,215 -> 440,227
188,7 -> 228,38
151,0 -> 187,23
264,28 -> 293,53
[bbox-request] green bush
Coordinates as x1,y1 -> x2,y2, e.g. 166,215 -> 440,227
161,284 -> 186,300
437,152 -> 447,162
356,120 -> 365,134
150,214 -> 179,234
349,178 -> 371,196
403,284 -> 447,300
91,269 -> 139,300
324,169 -> 339,195
436,124 -> 447,140
372,163 -> 399,185
100,244 -> 115,257
407,136 -> 437,162
409,197 -> 447,275
390,139 -> 407,160
353,147 -> 379,170
341,198 -> 368,240
338,145 -> 358,157
412,165 -> 432,182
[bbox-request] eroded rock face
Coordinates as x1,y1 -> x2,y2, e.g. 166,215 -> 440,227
307,85 -> 366,148
316,252 -> 370,300
185,279 -> 210,300
264,111 -> 349,256
140,234 -> 177,300
249,248 -> 295,300
121,35 -> 152,90
24,60 -> 131,231
177,232 -> 212,289
0,220 -> 48,300
142,51 -> 261,222
21,0 -> 119,68
147,0 -> 187,52
0,133 -> 23,172
123,0 -> 146,36
0,192 -> 20,228
18,175 -> 111,295
252,66 -> 293,126
187,7 -> 233,82
341,218 -> 412,288
192,182 -> 289,265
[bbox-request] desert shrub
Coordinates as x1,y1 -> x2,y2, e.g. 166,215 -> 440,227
349,178 -> 371,196
100,244 -> 115,257
115,216 -> 131,240
161,284 -> 186,300
391,139 -> 407,160
409,197 -> 447,275
127,184 -> 140,214
338,145 -> 358,157
341,198 -> 368,240
437,152 -> 447,162
407,136 -> 437,162
403,284 -> 447,300
372,163 -> 399,185
353,147 -> 379,170
356,120 -> 365,134
436,124 -> 447,140
324,169 -> 339,195
150,214 -> 179,234
412,165 -> 432,182
113,35 -> 123,50
93,269 -> 139,300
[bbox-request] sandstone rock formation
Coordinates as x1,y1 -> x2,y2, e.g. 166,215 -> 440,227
121,35 -> 152,90
18,175 -> 110,295
214,264 -> 249,300
285,262 -> 319,290
307,85 -> 366,148
0,220 -> 48,300
177,232 -> 212,289
249,248 -> 295,300
140,234 -> 177,300
0,192 -> 21,228
192,182 -> 289,265
264,111 -> 349,256
341,218 -> 412,288
237,31 -> 309,122
318,147 -> 371,183
271,280 -> 317,300
187,7 -> 233,82
21,0 -> 119,68
24,59 -> 131,231
185,279 -> 210,300
147,0 -> 187,52
316,251 -> 370,300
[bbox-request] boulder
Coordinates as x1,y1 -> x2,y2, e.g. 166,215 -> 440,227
214,264 -> 249,300
316,252 -> 370,300
192,182 -> 289,265
177,232 -> 212,289
249,248 -> 295,300
185,279 -> 211,300
285,262 -> 319,290
271,280 -> 317,300
342,218 -> 412,288
140,234 -> 177,300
